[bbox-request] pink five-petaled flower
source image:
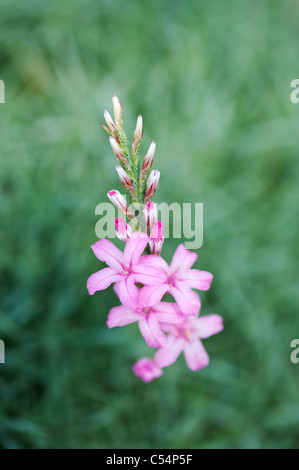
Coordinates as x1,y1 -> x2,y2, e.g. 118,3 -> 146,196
140,244 -> 213,316
107,276 -> 183,348
87,232 -> 166,297
155,314 -> 223,371
132,358 -> 163,383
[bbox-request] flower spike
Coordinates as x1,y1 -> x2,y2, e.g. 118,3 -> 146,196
88,94 -> 223,382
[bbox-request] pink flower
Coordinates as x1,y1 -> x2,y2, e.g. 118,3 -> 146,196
107,277 -> 182,348
87,232 -> 166,297
149,220 -> 164,256
155,314 -> 223,371
132,358 -> 163,383
140,244 -> 213,316
115,217 -> 133,242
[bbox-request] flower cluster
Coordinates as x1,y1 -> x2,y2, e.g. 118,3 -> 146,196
87,95 -> 223,382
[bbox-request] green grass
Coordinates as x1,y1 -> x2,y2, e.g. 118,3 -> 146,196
1,0 -> 299,449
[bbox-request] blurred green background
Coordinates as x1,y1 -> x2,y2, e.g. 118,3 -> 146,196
1,0 -> 299,449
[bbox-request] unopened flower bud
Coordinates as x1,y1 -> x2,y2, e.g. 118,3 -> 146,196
116,166 -> 137,198
112,94 -> 122,129
132,114 -> 143,155
144,201 -> 158,233
141,141 -> 156,180
132,358 -> 163,383
115,217 -> 133,242
101,123 -> 110,133
104,110 -> 115,132
144,170 -> 160,204
149,221 -> 164,255
109,137 -> 128,167
107,190 -> 133,218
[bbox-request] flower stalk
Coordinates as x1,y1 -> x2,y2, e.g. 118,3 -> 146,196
87,95 -> 223,382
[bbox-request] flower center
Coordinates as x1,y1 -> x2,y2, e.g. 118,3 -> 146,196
184,328 -> 193,341
120,264 -> 131,276
176,326 -> 194,342
142,307 -> 151,315
167,273 -> 176,286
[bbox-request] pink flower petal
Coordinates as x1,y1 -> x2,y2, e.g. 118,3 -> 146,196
170,282 -> 201,316
115,275 -> 139,309
155,302 -> 185,324
179,269 -> 213,290
113,281 -> 121,298
169,244 -> 197,274
196,314 -> 224,339
139,254 -> 169,272
155,335 -> 185,368
87,267 -> 123,295
90,239 -> 123,271
123,232 -> 148,267
107,305 -> 142,328
183,339 -> 209,371
148,312 -> 167,346
138,315 -> 166,348
132,264 -> 167,286
139,285 -> 169,308
154,301 -> 181,314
